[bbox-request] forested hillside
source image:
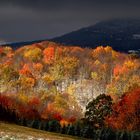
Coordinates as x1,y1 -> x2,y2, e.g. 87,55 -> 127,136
0,41 -> 140,138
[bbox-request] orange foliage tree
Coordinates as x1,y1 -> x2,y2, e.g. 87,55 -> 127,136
43,47 -> 55,64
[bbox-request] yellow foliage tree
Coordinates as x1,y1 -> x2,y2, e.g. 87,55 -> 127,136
24,47 -> 42,62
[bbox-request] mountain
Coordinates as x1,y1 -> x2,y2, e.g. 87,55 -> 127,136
52,19 -> 140,52
2,18 -> 140,53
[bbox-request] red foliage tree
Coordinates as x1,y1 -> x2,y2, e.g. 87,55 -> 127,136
68,116 -> 76,123
18,105 -> 40,120
28,96 -> 40,109
53,113 -> 62,121
0,47 -> 4,54
0,95 -> 14,109
105,88 -> 140,131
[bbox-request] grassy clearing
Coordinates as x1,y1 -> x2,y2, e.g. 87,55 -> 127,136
0,122 -> 88,140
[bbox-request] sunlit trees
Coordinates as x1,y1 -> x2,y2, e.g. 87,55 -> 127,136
33,63 -> 43,73
0,64 -> 19,93
43,47 -> 55,64
107,57 -> 140,101
24,47 -> 42,62
49,61 -> 64,82
62,56 -> 79,78
40,93 -> 80,122
0,41 -> 140,133
19,64 -> 32,76
0,64 -> 18,82
18,76 -> 35,92
105,88 -> 140,131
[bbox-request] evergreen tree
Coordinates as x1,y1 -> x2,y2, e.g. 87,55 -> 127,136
117,131 -> 129,140
32,120 -> 39,129
48,120 -> 61,132
45,121 -> 49,131
85,94 -> 112,128
60,124 -> 67,134
39,121 -> 46,130
101,128 -> 116,140
81,125 -> 93,138
74,123 -> 81,136
67,124 -> 75,136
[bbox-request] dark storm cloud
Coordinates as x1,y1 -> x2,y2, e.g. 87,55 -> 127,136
0,0 -> 140,43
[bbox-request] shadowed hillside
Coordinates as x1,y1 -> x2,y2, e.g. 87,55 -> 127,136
52,19 -> 140,52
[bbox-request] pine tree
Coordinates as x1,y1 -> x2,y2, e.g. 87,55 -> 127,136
48,120 -> 61,132
32,120 -> 39,129
74,123 -> 81,136
45,121 -> 49,131
60,124 -> 67,134
81,125 -> 93,138
67,124 -> 75,136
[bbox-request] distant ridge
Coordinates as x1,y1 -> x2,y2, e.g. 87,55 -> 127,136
52,18 -> 140,52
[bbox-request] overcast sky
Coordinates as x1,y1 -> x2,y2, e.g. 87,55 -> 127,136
0,0 -> 140,43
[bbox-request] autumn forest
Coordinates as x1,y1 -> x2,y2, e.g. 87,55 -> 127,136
0,41 -> 140,139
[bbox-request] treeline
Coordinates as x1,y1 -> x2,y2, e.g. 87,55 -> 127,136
0,88 -> 140,139
0,101 -> 139,140
0,100 -> 18,123
17,119 -> 140,140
